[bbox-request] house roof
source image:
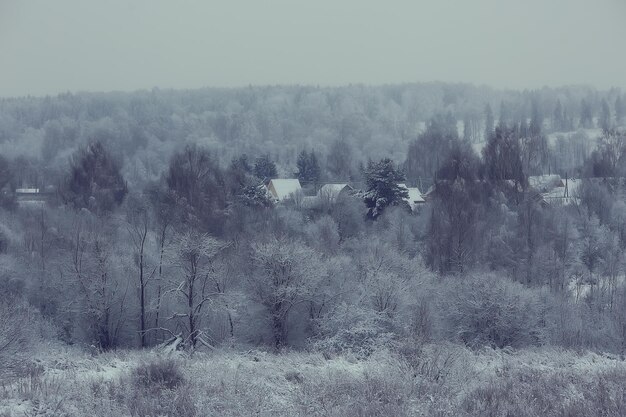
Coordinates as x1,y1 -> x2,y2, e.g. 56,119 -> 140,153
317,183 -> 352,200
398,183 -> 425,208
528,175 -> 563,192
541,178 -> 582,206
267,179 -> 302,201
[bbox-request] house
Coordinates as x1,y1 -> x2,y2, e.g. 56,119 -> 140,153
15,187 -> 51,207
528,175 -> 564,193
266,179 -> 302,202
398,184 -> 425,211
317,183 -> 354,203
541,177 -> 581,206
527,175 -> 584,207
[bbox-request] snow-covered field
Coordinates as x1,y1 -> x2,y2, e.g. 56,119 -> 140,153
2,344 -> 626,416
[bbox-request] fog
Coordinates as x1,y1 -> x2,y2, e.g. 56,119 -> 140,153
1,0 -> 625,97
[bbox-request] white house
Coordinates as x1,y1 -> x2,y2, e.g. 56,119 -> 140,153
15,187 -> 49,207
266,179 -> 302,202
398,183 -> 425,211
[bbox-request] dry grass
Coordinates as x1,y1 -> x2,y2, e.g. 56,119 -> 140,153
1,345 -> 626,416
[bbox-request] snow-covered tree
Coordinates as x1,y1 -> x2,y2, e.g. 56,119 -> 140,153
248,238 -> 326,348
363,158 -> 408,220
165,231 -> 228,349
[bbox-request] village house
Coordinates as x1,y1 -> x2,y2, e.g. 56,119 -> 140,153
398,183 -> 425,212
15,186 -> 54,208
317,183 -> 353,203
266,179 -> 302,202
528,175 -> 581,207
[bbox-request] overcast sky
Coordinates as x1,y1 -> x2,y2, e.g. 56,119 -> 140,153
1,0 -> 625,97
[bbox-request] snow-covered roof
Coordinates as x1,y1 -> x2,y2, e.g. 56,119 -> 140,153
542,178 -> 581,206
267,179 -> 302,201
528,175 -> 563,192
317,183 -> 353,201
398,184 -> 425,210
15,188 -> 40,194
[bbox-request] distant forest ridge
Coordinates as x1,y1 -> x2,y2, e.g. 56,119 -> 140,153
0,82 -> 624,189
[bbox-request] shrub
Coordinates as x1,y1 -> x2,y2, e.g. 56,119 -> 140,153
131,357 -> 185,391
0,299 -> 40,378
437,274 -> 548,349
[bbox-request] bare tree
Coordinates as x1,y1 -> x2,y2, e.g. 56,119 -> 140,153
125,194 -> 157,347
165,231 -> 228,349
67,213 -> 128,350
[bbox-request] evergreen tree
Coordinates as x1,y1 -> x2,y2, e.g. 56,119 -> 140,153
0,155 -> 15,210
295,150 -> 321,185
562,107 -> 573,131
580,99 -> 594,128
519,117 -> 529,138
553,100 -> 564,131
498,101 -> 510,129
529,98 -> 543,136
231,154 -> 252,174
600,99 -> 611,131
254,154 -> 277,181
616,95 -> 625,124
484,104 -> 494,141
363,158 -> 408,219
62,141 -> 127,214
483,127 -> 527,189
238,180 -> 273,209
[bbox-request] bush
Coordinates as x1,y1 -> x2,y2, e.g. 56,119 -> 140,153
312,304 -> 397,359
131,357 -> 185,391
462,367 -> 626,417
0,299 -> 40,378
437,274 -> 548,349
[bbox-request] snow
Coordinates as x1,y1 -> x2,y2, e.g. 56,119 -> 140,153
317,183 -> 352,202
267,179 -> 302,201
471,140 -> 486,156
528,175 -> 563,192
398,183 -> 425,210
15,188 -> 39,194
546,127 -> 603,147
4,346 -> 626,416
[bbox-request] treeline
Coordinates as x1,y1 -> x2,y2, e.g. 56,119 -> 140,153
0,83 -> 624,190
1,84 -> 626,359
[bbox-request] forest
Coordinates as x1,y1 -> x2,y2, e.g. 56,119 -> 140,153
2,82 -> 626,416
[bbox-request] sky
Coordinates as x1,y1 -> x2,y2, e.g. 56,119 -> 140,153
1,0 -> 625,97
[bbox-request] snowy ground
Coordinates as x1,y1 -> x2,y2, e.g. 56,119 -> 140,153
2,344 -> 626,416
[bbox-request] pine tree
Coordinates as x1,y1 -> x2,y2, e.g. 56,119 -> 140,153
519,117 -> 529,138
295,150 -> 321,185
483,127 -> 527,189
498,101 -> 509,129
62,141 -> 127,214
615,95 -> 624,124
254,154 -> 277,181
484,104 -> 494,141
530,99 -> 543,136
580,99 -> 594,128
363,158 -> 408,219
553,100 -> 564,131
600,99 -> 611,131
